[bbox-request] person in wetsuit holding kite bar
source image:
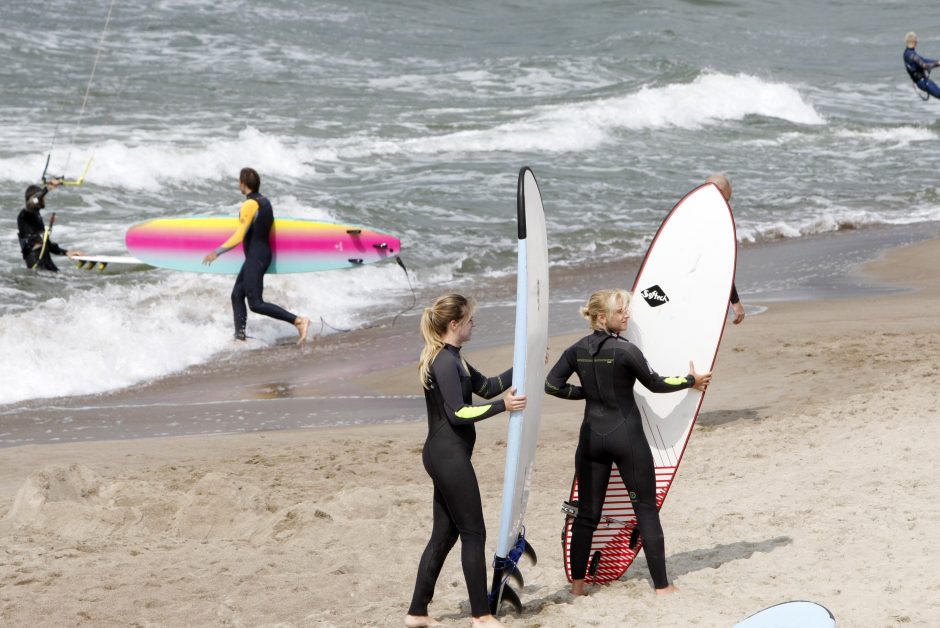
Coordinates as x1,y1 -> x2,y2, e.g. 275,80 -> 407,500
405,294 -> 525,628
16,179 -> 86,271
203,167 -> 310,344
904,32 -> 940,99
544,289 -> 711,596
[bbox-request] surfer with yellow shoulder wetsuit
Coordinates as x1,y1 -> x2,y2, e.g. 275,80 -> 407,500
202,167 -> 310,344
405,294 -> 525,628
544,289 -> 711,596
17,180 -> 86,271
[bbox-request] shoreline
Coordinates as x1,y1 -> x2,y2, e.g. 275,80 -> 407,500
2,221 -> 939,449
0,232 -> 938,626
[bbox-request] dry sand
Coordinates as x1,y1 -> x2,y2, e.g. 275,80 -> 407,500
2,237 -> 939,627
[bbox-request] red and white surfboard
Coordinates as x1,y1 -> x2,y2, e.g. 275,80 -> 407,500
562,183 -> 736,583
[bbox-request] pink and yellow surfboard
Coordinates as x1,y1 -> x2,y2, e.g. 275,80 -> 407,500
125,217 -> 401,274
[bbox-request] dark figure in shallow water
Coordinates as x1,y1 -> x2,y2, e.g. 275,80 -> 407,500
16,179 -> 85,271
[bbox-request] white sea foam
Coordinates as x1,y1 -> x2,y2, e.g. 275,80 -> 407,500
0,257 -> 426,406
736,204 -> 940,243
331,72 -> 825,158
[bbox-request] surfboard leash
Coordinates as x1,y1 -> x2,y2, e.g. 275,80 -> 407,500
312,255 -> 418,339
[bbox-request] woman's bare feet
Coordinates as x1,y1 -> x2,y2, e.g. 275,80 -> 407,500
655,584 -> 678,595
471,615 -> 506,627
571,579 -> 587,596
294,316 -> 310,345
404,615 -> 442,627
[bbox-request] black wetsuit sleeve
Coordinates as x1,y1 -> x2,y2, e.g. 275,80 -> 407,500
730,282 -> 740,305
467,364 -> 512,399
621,343 -> 695,393
432,353 -> 507,425
544,346 -> 584,400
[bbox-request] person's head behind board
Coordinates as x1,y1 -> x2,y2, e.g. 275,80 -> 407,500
418,293 -> 476,388
705,174 -> 732,202
580,289 -> 630,333
24,184 -> 44,210
906,32 -> 918,48
240,167 -> 261,194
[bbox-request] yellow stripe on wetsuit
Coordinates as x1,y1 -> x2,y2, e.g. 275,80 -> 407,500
455,404 -> 495,420
216,198 -> 259,253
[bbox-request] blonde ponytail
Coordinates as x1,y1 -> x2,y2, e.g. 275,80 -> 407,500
580,289 -> 630,332
418,294 -> 475,388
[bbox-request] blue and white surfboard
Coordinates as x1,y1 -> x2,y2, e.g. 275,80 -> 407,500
489,167 -> 549,614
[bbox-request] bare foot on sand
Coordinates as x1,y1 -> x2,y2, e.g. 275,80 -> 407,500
404,615 -> 442,627
655,584 -> 678,595
294,316 -> 310,345
571,579 -> 588,596
471,615 -> 506,627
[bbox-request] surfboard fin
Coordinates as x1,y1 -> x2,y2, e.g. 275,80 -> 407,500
489,532 -> 536,615
629,527 -> 641,550
523,538 -> 537,566
346,228 -> 362,235
588,550 -> 602,577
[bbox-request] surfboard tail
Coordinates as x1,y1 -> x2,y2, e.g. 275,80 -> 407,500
489,533 -> 537,616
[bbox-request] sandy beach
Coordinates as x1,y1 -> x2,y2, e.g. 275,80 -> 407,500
2,235 -> 940,627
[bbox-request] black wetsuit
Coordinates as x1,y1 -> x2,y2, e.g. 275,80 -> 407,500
223,192 -> 297,338
544,330 -> 695,588
904,47 -> 940,98
17,198 -> 67,271
408,345 -> 512,618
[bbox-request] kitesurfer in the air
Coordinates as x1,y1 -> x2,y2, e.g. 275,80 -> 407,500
544,289 -> 711,597
904,32 -> 940,99
17,179 -> 86,271
202,167 -> 310,344
405,293 -> 525,628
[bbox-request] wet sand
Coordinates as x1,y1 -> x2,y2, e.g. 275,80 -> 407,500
2,233 -> 940,626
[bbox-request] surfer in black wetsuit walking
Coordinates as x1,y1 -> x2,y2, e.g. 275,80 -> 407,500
705,174 -> 746,324
544,289 -> 710,596
203,167 -> 310,344
405,294 -> 525,628
16,179 -> 85,271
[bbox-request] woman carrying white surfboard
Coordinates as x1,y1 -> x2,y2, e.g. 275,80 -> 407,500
545,289 -> 710,596
202,167 -> 310,344
405,294 -> 525,628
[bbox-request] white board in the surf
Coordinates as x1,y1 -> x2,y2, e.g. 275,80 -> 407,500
71,255 -> 153,273
562,182 -> 736,584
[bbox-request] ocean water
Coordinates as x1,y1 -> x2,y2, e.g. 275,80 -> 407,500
2,0 -> 939,405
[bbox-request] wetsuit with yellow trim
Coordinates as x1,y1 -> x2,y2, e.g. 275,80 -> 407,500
17,185 -> 67,271
408,344 -> 512,619
215,192 -> 297,339
544,330 -> 695,588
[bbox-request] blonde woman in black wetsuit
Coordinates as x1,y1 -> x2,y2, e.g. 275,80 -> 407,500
545,289 -> 711,596
203,168 -> 309,344
405,294 -> 526,628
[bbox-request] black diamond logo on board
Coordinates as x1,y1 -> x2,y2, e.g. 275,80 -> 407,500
641,285 -> 670,307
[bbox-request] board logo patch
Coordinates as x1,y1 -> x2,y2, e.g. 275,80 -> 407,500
640,285 -> 670,307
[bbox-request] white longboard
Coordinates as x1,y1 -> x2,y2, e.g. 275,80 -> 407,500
734,601 -> 836,627
72,255 -> 153,273
563,182 -> 736,583
490,167 -> 549,614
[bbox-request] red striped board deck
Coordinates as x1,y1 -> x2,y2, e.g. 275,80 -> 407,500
562,183 -> 736,584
